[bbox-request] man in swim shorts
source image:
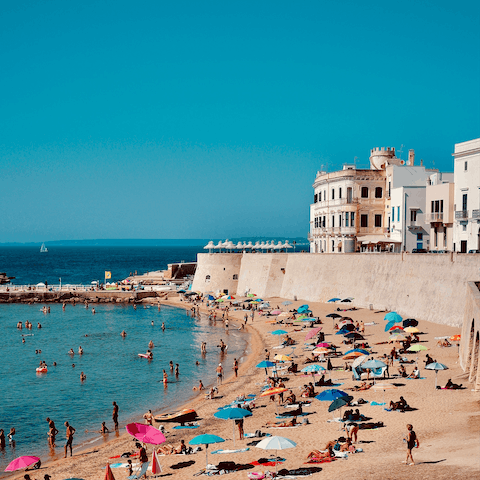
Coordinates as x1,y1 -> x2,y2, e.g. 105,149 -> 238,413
112,401 -> 119,430
64,421 -> 75,457
216,363 -> 223,385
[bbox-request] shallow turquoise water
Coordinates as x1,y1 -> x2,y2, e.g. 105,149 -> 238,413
0,302 -> 247,472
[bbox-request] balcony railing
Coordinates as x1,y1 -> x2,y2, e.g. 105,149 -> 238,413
473,209 -> 480,219
455,210 -> 469,220
425,212 -> 444,222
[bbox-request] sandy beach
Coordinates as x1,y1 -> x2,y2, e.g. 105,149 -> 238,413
4,297 -> 480,480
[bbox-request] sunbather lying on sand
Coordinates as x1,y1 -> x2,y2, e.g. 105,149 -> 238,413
307,445 -> 335,459
265,417 -> 297,428
441,379 -> 463,389
389,396 -> 409,412
158,439 -> 190,455
348,382 -> 373,391
315,374 -> 334,387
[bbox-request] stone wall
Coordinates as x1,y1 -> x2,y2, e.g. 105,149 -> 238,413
192,252 -> 480,327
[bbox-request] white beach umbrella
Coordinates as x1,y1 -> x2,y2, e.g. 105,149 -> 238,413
236,242 -> 243,250
204,241 -> 215,252
256,436 -> 296,475
284,241 -> 293,249
274,241 -> 283,250
260,241 -> 266,249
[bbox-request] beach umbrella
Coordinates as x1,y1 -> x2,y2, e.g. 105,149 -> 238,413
315,342 -> 329,348
312,347 -> 329,354
274,354 -> 291,362
450,334 -> 461,342
256,436 -> 297,475
343,351 -> 364,360
345,348 -> 370,356
207,295 -> 215,300
408,345 -> 428,352
345,332 -> 364,341
4,456 -> 40,472
177,289 -> 186,293
361,359 -> 387,370
384,320 -> 396,332
282,301 -> 293,306
298,304 -> 309,312
315,389 -> 348,401
247,293 -> 256,297
340,298 -> 352,303
352,355 -> 369,369
404,327 -> 419,333
256,360 -> 275,375
104,463 -> 116,480
189,434 -> 225,467
151,450 -> 162,475
301,364 -> 325,379
373,383 -> 397,405
214,407 -> 252,447
271,310 -> 282,315
260,387 -> 288,398
328,395 -> 353,412
336,328 -> 350,335
125,423 -> 166,445
384,312 -> 402,323
340,323 -> 355,331
305,327 -> 322,341
389,325 -> 404,331
328,298 -> 341,302
390,333 -> 406,341
403,318 -> 418,327
326,313 -> 342,318
271,329 -> 287,336
425,362 -> 449,388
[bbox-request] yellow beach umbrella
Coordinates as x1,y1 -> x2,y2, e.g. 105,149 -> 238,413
274,354 -> 292,362
404,327 -> 420,333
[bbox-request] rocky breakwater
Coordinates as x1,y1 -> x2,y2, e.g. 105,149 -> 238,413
0,289 -> 168,304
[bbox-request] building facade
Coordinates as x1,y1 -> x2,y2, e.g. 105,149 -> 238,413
453,138 -> 480,253
425,172 -> 455,251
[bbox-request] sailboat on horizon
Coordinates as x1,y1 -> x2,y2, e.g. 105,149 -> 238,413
40,243 -> 48,253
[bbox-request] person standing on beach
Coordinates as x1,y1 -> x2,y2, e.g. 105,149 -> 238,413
46,418 -> 58,447
233,358 -> 239,377
404,424 -> 419,465
216,363 -> 223,385
143,410 -> 154,425
138,442 -> 148,477
112,402 -> 119,430
64,421 -> 75,457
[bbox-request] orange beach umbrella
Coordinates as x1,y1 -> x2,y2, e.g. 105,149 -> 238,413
260,387 -> 288,397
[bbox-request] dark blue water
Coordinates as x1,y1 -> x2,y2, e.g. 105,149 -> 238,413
0,245 -> 204,285
0,247 -> 248,473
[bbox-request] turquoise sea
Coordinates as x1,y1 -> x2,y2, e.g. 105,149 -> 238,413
0,247 -> 248,473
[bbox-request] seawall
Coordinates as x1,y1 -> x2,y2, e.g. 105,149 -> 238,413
191,252 -> 480,327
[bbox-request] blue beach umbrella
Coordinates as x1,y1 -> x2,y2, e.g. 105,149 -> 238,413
207,295 -> 215,300
271,329 -> 288,335
297,305 -> 310,313
335,328 -> 349,335
328,298 -> 341,303
214,408 -> 252,447
384,320 -> 397,332
384,312 -> 403,323
256,360 -> 276,375
328,395 -> 354,412
315,389 -> 348,402
189,434 -> 225,467
362,359 -> 387,370
425,362 -> 449,389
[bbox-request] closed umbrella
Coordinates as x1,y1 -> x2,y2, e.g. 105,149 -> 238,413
305,327 -> 322,341
104,463 -> 116,480
151,450 -> 162,475
189,434 -> 225,468
255,436 -> 296,475
214,407 -> 252,447
425,362 -> 449,388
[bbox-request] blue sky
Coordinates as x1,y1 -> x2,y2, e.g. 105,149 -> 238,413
1,0 -> 479,242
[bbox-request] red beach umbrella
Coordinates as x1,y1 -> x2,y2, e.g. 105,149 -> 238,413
104,463 -> 116,480
4,456 -> 40,472
151,450 -> 162,475
305,327 -> 322,341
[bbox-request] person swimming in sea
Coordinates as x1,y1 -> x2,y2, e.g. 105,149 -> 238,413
148,340 -> 154,349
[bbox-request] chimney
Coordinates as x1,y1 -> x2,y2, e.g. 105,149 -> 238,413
408,149 -> 415,166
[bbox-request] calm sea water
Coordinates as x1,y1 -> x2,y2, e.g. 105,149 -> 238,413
0,247 -> 248,473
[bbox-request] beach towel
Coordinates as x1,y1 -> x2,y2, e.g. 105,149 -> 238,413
305,457 -> 335,464
250,458 -> 285,466
173,425 -> 199,429
211,448 -> 250,454
406,377 -> 426,380
267,424 -> 302,429
370,401 -> 386,406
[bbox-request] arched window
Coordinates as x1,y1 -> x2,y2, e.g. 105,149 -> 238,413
361,187 -> 369,198
375,187 -> 383,198
205,275 -> 211,283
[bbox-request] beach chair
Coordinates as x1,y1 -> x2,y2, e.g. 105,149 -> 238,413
127,461 -> 150,479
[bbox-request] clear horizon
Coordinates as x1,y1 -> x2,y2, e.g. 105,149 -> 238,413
1,1 -> 479,242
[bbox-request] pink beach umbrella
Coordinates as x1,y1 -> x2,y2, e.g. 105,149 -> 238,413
315,342 -> 330,348
305,327 -> 322,341
125,422 -> 166,445
4,455 -> 40,472
271,310 -> 282,315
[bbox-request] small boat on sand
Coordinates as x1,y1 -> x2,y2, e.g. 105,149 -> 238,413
154,409 -> 197,425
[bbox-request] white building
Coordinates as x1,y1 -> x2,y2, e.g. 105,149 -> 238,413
453,138 -> 480,252
390,186 -> 429,252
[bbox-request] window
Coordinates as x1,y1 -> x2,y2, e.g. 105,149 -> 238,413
324,190 -> 326,201
332,215 -> 335,228
314,217 -> 318,228
462,194 -> 467,212
322,216 -> 326,228
233,274 -> 238,280
375,215 -> 382,227
361,187 -> 369,198
397,206 -> 400,221
205,275 -> 211,283
339,187 -> 342,199
375,187 -> 382,198
440,200 -> 443,213
392,208 -> 395,222
350,212 -> 355,226
345,214 -> 349,227
388,181 -> 391,198
339,214 -> 342,227
319,191 -> 322,202
434,200 -> 439,212
361,214 -> 368,227
410,210 -> 417,221
332,240 -> 335,251
431,200 -> 434,213
465,161 -> 468,171
417,233 -> 423,241
332,189 -> 335,200
314,193 -> 317,203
